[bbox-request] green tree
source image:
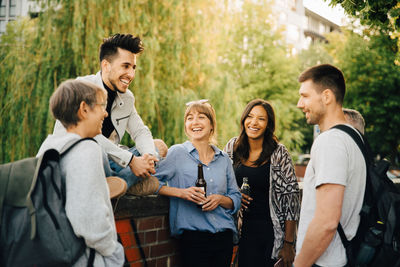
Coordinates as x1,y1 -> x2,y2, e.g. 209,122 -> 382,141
0,0 -> 305,163
217,0 -> 304,151
327,0 -> 400,60
325,30 -> 400,164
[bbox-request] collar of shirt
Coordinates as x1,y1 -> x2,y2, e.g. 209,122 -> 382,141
182,141 -> 223,165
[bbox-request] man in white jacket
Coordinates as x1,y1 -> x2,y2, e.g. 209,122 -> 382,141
54,34 -> 163,194
38,80 -> 124,266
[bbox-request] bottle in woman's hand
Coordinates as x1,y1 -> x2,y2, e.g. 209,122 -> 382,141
240,177 -> 251,212
195,164 -> 207,208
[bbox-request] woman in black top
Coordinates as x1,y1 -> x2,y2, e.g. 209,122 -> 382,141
224,99 -> 300,267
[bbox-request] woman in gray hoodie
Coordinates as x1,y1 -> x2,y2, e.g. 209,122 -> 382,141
36,79 -> 124,267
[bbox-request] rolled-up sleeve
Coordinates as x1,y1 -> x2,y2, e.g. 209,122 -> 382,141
224,157 -> 241,214
154,145 -> 178,193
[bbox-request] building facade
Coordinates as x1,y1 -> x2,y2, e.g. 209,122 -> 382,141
274,0 -> 341,54
0,0 -> 38,34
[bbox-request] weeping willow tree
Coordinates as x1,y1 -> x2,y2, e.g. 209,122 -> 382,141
0,0 -> 304,163
216,0 -> 304,151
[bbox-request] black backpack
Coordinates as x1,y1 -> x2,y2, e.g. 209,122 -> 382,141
333,125 -> 400,267
0,138 -> 96,267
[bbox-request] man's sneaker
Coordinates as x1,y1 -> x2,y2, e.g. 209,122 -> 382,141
107,176 -> 128,199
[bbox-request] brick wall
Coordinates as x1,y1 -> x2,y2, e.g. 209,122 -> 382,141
116,216 -> 180,267
112,195 -> 238,267
113,195 -> 180,267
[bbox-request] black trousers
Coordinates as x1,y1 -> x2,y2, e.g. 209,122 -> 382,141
179,230 -> 233,267
238,219 -> 275,267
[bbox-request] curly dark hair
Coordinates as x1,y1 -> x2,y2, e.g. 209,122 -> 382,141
99,33 -> 143,62
233,99 -> 278,167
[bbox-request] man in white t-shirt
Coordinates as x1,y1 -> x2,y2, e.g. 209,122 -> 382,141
294,64 -> 366,267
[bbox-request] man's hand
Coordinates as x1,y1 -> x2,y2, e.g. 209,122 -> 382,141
129,153 -> 158,178
278,242 -> 296,267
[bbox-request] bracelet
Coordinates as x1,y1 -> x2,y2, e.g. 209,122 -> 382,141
284,239 -> 294,245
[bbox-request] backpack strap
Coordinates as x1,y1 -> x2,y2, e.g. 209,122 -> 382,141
332,124 -> 372,165
87,248 -> 95,267
332,125 -> 371,254
0,163 -> 12,227
60,137 -> 97,156
27,137 -> 97,239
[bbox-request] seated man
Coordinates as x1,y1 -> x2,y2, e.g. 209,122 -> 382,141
53,33 -> 167,195
37,80 -> 124,266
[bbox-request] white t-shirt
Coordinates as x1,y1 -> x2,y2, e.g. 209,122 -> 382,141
296,125 -> 366,267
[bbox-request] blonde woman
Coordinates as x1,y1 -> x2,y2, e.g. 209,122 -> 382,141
155,100 -> 241,267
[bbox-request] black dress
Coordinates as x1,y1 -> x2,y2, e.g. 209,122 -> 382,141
235,163 -> 275,267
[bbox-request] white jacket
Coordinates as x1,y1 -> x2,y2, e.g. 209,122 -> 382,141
54,71 -> 156,167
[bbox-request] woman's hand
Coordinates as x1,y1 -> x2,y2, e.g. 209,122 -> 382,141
241,193 -> 253,211
180,187 -> 207,204
278,241 -> 295,267
202,194 -> 224,211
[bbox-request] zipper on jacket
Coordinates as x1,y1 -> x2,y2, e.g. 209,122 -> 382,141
116,115 -> 129,125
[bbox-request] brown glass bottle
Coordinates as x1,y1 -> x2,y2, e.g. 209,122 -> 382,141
195,163 -> 207,208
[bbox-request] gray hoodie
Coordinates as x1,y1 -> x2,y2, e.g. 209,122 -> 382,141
37,133 -> 124,267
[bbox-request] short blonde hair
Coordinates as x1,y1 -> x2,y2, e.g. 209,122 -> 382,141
184,101 -> 217,145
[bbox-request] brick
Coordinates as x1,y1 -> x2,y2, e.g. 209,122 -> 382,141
150,243 -> 175,258
147,259 -> 157,267
231,245 -> 239,265
136,232 -> 145,244
116,219 -> 133,234
119,232 -> 137,248
125,247 -> 142,262
145,230 -> 157,244
137,216 -> 163,231
157,229 -> 170,242
156,256 -> 168,267
130,261 -> 143,267
141,245 -> 150,258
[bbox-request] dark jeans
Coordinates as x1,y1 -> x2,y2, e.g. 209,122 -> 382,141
104,147 -> 141,188
239,218 -> 275,267
180,230 -> 233,267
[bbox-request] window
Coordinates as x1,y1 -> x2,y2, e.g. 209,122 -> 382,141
0,20 -> 6,33
10,0 -> 16,17
0,1 -> 6,17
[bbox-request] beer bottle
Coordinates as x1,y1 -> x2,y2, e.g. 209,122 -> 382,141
195,164 -> 207,208
240,177 -> 251,212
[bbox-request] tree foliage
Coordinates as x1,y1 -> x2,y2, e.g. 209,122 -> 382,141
0,0 -> 304,163
332,31 -> 400,163
302,29 -> 400,164
327,0 -> 400,60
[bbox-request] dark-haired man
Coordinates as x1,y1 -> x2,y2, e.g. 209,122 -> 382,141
54,34 -> 162,195
294,64 -> 366,267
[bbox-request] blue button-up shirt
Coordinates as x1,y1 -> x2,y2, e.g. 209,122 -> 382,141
155,141 -> 241,237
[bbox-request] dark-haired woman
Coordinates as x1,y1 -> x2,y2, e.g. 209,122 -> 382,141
224,99 -> 300,267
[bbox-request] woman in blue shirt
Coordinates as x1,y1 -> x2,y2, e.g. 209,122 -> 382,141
155,100 -> 241,267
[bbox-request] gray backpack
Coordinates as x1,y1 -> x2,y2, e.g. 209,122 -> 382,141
0,138 -> 95,267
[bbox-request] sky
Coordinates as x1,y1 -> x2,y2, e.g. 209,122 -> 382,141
303,0 -> 347,26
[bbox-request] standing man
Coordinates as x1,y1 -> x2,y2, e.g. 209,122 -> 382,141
54,33 -> 161,194
294,64 -> 366,267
